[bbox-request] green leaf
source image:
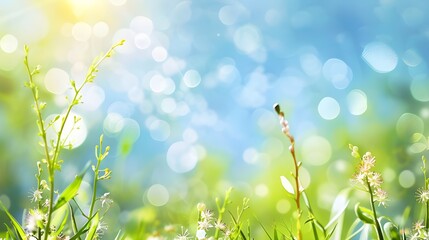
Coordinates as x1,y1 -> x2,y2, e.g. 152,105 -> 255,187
280,176 -> 295,195
85,212 -> 99,240
70,212 -> 98,240
383,222 -> 400,240
326,188 -> 351,230
354,203 -> 374,224
53,205 -> 69,237
114,230 -> 125,240
273,225 -> 279,240
345,219 -> 366,240
0,201 -> 27,240
53,162 -> 89,212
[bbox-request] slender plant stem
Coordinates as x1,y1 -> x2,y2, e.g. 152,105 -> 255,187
89,144 -> 102,218
366,178 -> 384,240
214,188 -> 232,239
24,50 -> 53,239
24,41 -> 124,240
274,104 -> 303,240
290,142 -> 302,240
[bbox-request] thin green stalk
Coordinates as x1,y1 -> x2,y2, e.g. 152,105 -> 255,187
24,47 -> 52,239
89,160 -> 101,218
366,178 -> 384,240
42,41 -> 123,240
301,191 -> 319,239
422,157 -> 429,229
214,187 -> 232,239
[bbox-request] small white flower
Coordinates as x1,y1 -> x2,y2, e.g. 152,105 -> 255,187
175,227 -> 190,240
99,192 -> 113,208
30,189 -> 43,202
96,220 -> 108,236
201,209 -> 214,221
214,221 -> 226,231
198,219 -> 213,230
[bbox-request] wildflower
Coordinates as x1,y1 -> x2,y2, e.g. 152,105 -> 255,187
99,192 -> 113,208
25,209 -> 45,234
359,152 -> 376,173
374,188 -> 388,207
214,221 -> 226,231
416,188 -> 429,203
196,229 -> 206,240
198,219 -> 213,230
351,171 -> 366,185
30,189 -> 43,202
413,221 -> 425,232
367,172 -> 383,188
175,227 -> 190,240
96,221 -> 108,236
201,209 -> 214,221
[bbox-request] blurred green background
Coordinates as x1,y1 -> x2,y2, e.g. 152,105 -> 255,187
1,0 -> 429,238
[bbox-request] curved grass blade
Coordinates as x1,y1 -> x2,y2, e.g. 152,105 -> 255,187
0,201 -> 27,240
84,212 -> 99,240
53,162 -> 90,212
69,212 -> 97,240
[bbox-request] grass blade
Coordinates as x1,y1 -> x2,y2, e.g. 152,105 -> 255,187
85,212 -> 99,240
53,163 -> 89,212
0,201 -> 27,240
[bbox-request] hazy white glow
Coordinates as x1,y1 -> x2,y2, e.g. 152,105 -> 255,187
167,141 -> 198,173
183,69 -> 201,88
362,42 -> 398,73
347,89 -> 367,115
72,22 -> 92,42
44,68 -> 70,95
152,46 -> 168,62
318,97 -> 340,120
147,184 -> 169,206
0,34 -> 18,53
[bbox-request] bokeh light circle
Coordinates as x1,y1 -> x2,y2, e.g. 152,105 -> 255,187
146,184 -> 169,206
44,68 -> 70,95
410,76 -> 429,102
362,42 -> 398,73
254,184 -> 269,197
167,141 -> 198,173
130,16 -> 153,34
318,97 -> 340,120
219,5 -> 244,25
148,119 -> 170,141
93,22 -> 109,38
322,58 -> 352,89
103,113 -> 124,134
233,24 -> 261,54
183,69 -> 201,88
396,113 -> 424,139
276,199 -> 291,214
152,46 -> 168,62
347,89 -> 367,115
398,170 -> 415,188
301,135 -> 332,166
72,22 -> 92,42
0,34 -> 18,53
135,33 -> 151,49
